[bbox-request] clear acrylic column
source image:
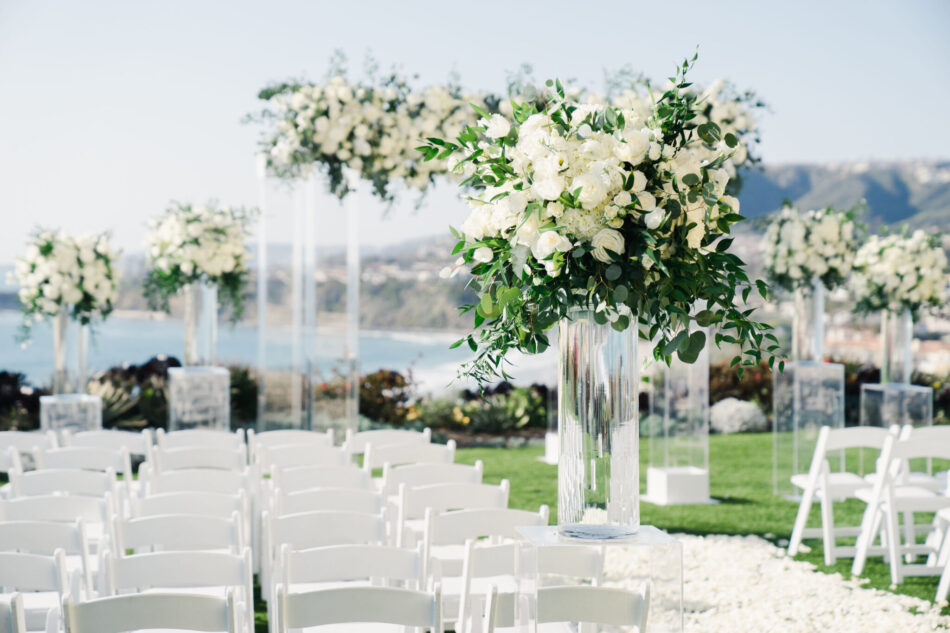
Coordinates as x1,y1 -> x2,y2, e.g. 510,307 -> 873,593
773,276 -> 845,498
644,327 -> 714,506
344,169 -> 360,435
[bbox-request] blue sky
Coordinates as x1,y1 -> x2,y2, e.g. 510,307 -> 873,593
0,0 -> 947,261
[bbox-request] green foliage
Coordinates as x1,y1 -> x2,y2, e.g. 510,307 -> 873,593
359,369 -> 413,426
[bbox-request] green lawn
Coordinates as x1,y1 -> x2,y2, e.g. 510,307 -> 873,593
456,434 -> 947,607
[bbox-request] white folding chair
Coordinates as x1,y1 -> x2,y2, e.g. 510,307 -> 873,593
0,431 -> 58,472
364,440 -> 456,473
0,494 -> 113,547
0,549 -> 70,632
8,467 -> 120,500
269,464 -> 372,494
275,585 -> 443,633
0,520 -> 94,601
261,510 -> 387,602
381,461 -> 484,496
0,594 -> 26,633
33,446 -> 131,479
101,548 -> 253,633
131,490 -> 250,531
143,466 -> 259,497
344,427 -> 431,459
396,481 -> 510,547
270,487 -> 381,517
787,425 -> 892,564
257,444 -> 346,472
108,511 -> 245,556
482,584 -> 650,633
149,445 -> 248,473
247,428 -> 334,457
154,428 -> 246,451
63,590 -> 238,633
853,433 -> 950,585
63,429 -> 151,457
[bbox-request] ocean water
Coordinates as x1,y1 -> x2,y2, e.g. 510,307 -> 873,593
0,310 -> 557,393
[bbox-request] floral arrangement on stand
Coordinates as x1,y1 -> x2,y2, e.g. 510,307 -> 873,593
762,205 -> 861,292
143,202 -> 252,318
422,55 -> 777,384
851,229 -> 947,316
8,229 -> 120,339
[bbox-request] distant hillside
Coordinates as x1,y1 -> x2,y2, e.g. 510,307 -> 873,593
738,161 -> 950,228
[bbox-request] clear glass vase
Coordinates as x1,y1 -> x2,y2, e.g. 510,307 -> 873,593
182,282 -> 218,366
881,308 -> 913,384
52,310 -> 69,394
558,307 -> 639,539
791,276 -> 825,362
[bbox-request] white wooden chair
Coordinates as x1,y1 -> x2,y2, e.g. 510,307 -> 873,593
108,511 -> 245,556
852,432 -> 950,585
154,428 -> 246,451
33,446 -> 132,481
131,490 -> 250,543
396,481 -> 510,547
0,594 -> 26,633
143,466 -> 259,497
269,487 -> 381,517
260,510 -> 387,602
100,548 -> 254,633
482,583 -> 650,633
0,520 -> 94,602
269,464 -> 372,494
364,440 -> 456,473
247,429 -> 334,458
8,467 -> 120,500
148,445 -> 248,473
787,425 -> 893,564
344,427 -> 431,459
257,444 -> 346,472
0,494 -> 113,548
0,431 -> 57,472
62,429 -> 151,458
0,549 -> 71,632
381,461 -> 484,496
275,585 -> 443,633
62,590 -> 238,633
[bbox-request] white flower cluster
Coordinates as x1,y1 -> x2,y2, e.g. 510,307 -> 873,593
146,203 -> 248,281
263,76 -> 491,195
8,230 -> 119,324
852,230 -> 947,314
763,206 -> 858,292
454,108 -> 738,279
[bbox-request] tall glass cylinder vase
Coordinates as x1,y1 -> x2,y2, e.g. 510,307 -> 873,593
77,323 -> 88,393
791,276 -> 825,362
198,284 -> 218,365
881,308 -> 913,384
558,308 -> 639,539
52,310 -> 69,394
182,283 -> 200,366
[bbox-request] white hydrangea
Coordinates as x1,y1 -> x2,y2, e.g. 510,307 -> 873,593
851,230 -> 948,314
763,206 -> 859,292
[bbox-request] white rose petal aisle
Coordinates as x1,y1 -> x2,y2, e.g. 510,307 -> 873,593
852,230 -> 948,428
421,55 -> 777,538
763,205 -> 859,497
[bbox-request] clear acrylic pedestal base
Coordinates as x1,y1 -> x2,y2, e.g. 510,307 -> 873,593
167,366 -> 230,431
773,360 -> 845,499
515,525 -> 682,633
860,383 -> 933,428
643,466 -> 718,506
40,394 -> 102,434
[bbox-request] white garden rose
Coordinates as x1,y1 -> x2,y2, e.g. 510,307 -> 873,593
485,114 -> 511,139
591,228 -> 625,263
644,207 -> 666,230
473,246 -> 494,263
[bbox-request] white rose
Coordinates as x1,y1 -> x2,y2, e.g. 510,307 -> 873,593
630,171 -> 647,192
532,175 -> 564,201
644,207 -> 666,230
636,192 -> 656,211
473,246 -> 493,263
485,114 -> 511,139
572,172 -> 608,210
531,231 -> 572,261
591,229 -> 625,263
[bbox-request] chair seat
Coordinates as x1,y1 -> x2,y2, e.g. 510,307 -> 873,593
856,485 -> 950,511
865,471 -> 944,492
791,472 -> 869,499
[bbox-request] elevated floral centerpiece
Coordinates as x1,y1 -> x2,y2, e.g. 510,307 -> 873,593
421,55 -> 775,538
9,230 -> 119,394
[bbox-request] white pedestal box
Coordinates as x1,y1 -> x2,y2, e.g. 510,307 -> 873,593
515,525 -> 683,633
167,366 -> 230,431
860,382 -> 933,429
40,394 -> 102,434
644,465 -> 715,506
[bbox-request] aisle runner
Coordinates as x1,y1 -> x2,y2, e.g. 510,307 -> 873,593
604,533 -> 950,633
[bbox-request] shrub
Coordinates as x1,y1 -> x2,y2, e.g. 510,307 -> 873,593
359,369 -> 412,426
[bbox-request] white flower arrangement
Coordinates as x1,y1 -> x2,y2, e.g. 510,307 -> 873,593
143,202 -> 252,319
763,205 -> 860,292
8,229 -> 120,338
852,230 -> 948,316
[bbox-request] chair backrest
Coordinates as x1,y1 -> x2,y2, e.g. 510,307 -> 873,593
364,440 -> 456,471
65,429 -> 151,456
0,430 -> 57,454
270,464 -> 371,493
144,467 -> 258,497
0,549 -> 68,594
281,543 -> 424,588
63,590 -> 237,633
344,428 -> 431,457
277,585 -> 442,633
0,494 -> 112,525
265,510 -> 386,555
890,433 -> 950,462
0,520 -> 91,592
151,445 -> 248,472
34,446 -> 131,480
400,481 -> 509,520
155,428 -> 245,451
247,428 -> 334,455
425,506 -> 550,547
110,512 -> 244,554
9,467 -> 119,498
257,444 -> 346,470
132,490 -> 248,521
0,594 -> 26,633
822,425 -> 893,452
381,461 -> 484,495
272,487 -> 381,516
537,545 -> 605,584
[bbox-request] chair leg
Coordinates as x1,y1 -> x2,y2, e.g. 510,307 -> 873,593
820,493 -> 836,566
788,487 -> 816,556
884,503 -> 903,586
935,517 -> 950,602
902,509 -> 916,564
852,500 -> 880,577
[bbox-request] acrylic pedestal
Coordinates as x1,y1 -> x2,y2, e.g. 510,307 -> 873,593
644,466 -> 715,506
167,366 -> 230,431
859,383 -> 933,429
773,361 -> 845,499
39,394 -> 102,434
514,525 -> 682,633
